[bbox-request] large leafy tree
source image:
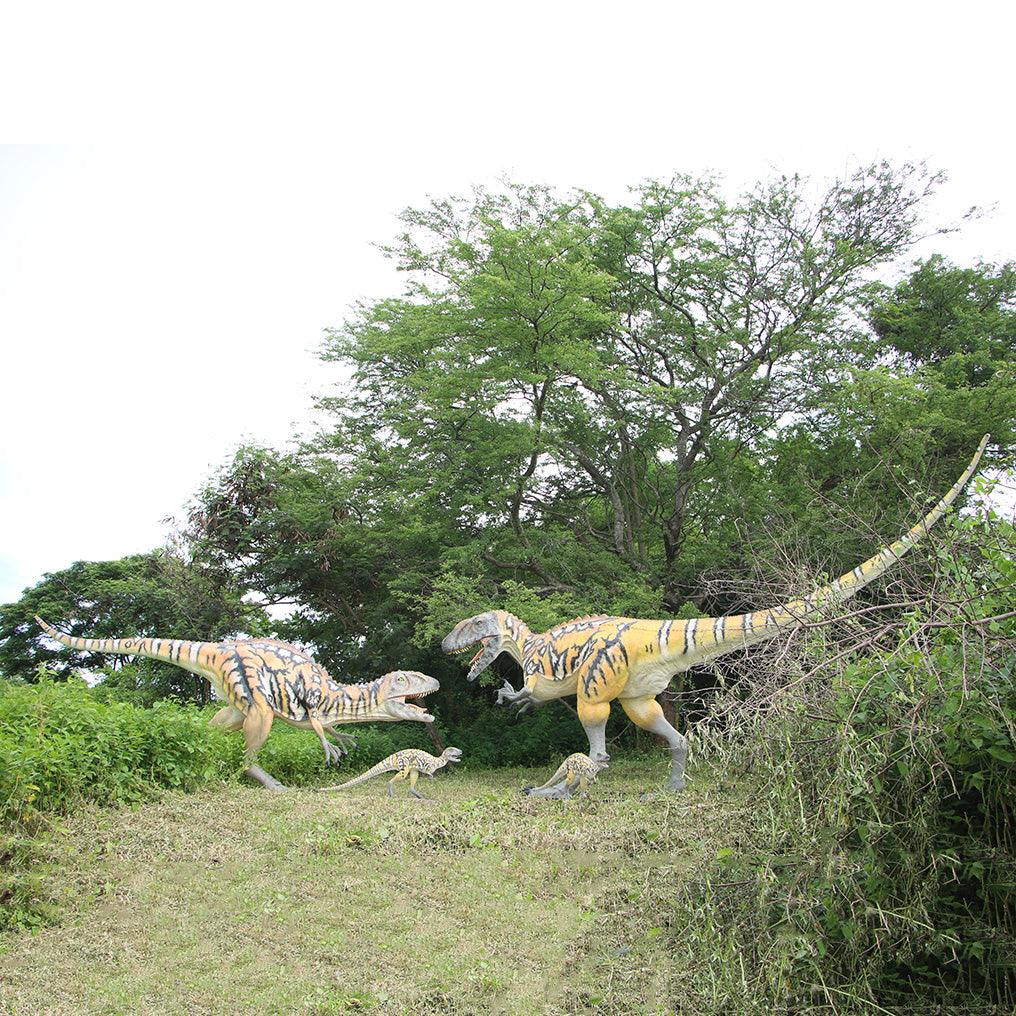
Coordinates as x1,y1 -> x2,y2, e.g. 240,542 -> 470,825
321,166 -> 959,608
185,171 -> 1013,692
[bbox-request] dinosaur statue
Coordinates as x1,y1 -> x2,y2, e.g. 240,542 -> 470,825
35,617 -> 440,791
443,436 -> 990,799
319,747 -> 463,798
524,752 -> 609,798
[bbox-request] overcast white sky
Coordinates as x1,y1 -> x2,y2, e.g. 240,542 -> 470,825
1,1 -> 1014,605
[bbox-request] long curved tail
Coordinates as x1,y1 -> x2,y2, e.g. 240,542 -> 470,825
529,759 -> 570,792
670,435 -> 990,660
35,616 -> 208,670
317,758 -> 396,792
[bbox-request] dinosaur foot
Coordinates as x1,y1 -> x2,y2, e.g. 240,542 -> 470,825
409,789 -> 435,801
322,743 -> 347,766
245,765 -> 287,792
640,779 -> 686,801
524,783 -> 573,801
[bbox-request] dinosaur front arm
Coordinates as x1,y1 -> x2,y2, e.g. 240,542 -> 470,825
495,680 -> 542,714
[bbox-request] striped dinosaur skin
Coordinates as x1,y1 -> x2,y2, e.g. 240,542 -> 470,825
443,436 -> 990,798
525,752 -> 608,797
34,617 -> 440,791
319,747 -> 463,798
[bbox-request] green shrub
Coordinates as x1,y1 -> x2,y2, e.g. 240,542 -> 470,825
647,513 -> 1016,1012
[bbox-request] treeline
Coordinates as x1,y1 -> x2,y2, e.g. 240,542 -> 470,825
2,165 -> 1013,710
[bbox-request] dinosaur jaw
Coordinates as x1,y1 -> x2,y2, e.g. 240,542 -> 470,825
384,691 -> 436,723
379,672 -> 441,723
460,637 -> 502,682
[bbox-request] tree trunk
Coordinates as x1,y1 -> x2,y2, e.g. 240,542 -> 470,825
425,723 -> 446,754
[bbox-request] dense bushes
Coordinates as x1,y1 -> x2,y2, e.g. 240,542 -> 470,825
649,513 -> 1016,1012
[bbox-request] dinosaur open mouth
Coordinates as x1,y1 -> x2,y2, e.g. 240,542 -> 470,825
450,638 -> 489,667
388,690 -> 435,723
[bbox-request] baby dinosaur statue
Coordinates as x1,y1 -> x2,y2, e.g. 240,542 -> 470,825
525,752 -> 609,798
35,617 -> 440,791
320,747 -> 463,798
443,436 -> 990,799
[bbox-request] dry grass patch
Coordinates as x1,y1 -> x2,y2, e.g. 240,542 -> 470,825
0,761 -> 742,1015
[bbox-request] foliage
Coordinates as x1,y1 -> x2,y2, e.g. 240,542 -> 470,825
321,167 -> 950,609
183,174 -> 1012,700
641,512 -> 1016,1011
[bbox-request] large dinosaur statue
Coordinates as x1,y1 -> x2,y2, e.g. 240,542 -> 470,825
442,436 -> 990,798
319,747 -> 463,798
35,618 -> 439,791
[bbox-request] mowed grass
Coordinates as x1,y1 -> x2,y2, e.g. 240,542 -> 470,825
0,760 -> 743,1015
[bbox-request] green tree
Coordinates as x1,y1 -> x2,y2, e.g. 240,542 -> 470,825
185,172 -> 1013,701
322,166 -> 957,608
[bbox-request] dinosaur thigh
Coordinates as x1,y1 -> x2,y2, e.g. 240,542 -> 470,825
209,705 -> 245,732
620,659 -> 683,700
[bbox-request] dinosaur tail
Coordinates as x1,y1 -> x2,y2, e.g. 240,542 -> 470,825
34,616 -> 207,669
317,758 -> 395,792
677,435 -> 990,657
529,759 -> 570,792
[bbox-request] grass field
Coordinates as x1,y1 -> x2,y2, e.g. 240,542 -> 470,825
0,759 -> 742,1015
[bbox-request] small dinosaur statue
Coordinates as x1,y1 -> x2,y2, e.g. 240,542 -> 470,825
35,617 -> 440,791
319,747 -> 463,798
443,436 -> 990,798
524,752 -> 608,798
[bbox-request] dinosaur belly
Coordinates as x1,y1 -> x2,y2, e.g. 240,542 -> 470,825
619,659 -> 685,700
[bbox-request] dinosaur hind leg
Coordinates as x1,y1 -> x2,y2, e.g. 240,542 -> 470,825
408,769 -> 433,801
242,705 -> 286,792
621,696 -> 687,792
209,705 -> 245,732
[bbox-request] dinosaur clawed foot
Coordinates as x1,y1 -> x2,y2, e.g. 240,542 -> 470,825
409,789 -> 435,801
322,742 -> 348,766
496,681 -> 538,715
331,732 -> 359,753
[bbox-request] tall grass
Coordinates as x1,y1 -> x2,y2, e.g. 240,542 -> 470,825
639,512 -> 1016,1012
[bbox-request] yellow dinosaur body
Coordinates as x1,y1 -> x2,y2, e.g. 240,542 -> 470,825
443,437 -> 990,797
35,619 -> 439,790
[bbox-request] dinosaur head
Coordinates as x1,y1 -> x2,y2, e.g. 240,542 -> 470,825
592,752 -> 610,773
441,747 -> 464,763
376,670 -> 441,723
441,610 -> 529,682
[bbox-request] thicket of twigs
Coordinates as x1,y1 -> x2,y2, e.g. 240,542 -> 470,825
652,508 -> 1016,1013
